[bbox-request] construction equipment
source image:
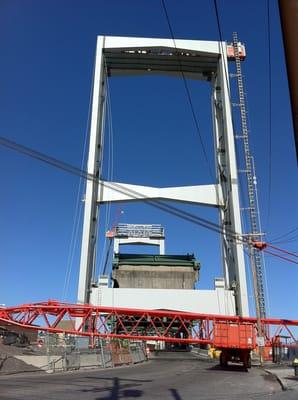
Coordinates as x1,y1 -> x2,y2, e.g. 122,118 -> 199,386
0,329 -> 29,347
214,322 -> 255,369
232,32 -> 266,320
1,301 -> 298,367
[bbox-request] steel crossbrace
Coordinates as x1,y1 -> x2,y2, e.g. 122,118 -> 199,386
1,301 -> 298,346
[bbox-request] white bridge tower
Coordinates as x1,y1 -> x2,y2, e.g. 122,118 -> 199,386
77,36 -> 249,317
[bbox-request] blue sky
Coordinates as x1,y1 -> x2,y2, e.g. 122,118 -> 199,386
0,1 -> 297,320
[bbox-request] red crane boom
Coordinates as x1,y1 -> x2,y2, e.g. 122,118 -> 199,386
1,300 -> 297,346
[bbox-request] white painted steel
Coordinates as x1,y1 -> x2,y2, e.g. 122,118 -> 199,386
77,37 -> 106,304
103,36 -> 220,54
98,181 -> 223,207
211,46 -> 249,316
78,35 -> 249,316
90,286 -> 236,316
114,237 -> 165,255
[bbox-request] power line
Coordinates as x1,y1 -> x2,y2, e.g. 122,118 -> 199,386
271,236 -> 298,245
213,0 -> 250,235
160,0 -> 214,179
103,181 -> 234,237
0,136 -> 94,182
269,226 -> 298,243
2,133 -> 297,273
0,134 -> 245,243
264,249 -> 298,266
253,242 -> 298,266
213,0 -> 224,43
267,243 -> 298,259
214,1 -> 254,267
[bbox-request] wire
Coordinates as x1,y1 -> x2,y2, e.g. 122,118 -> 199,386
102,240 -> 113,275
267,243 -> 298,259
90,66 -> 112,282
213,0 -> 257,304
103,180 -> 242,240
0,134 -> 248,244
214,1 -> 271,318
253,242 -> 298,265
0,136 -> 94,182
0,21 -> 274,266
213,0 -> 250,233
269,226 -> 298,243
270,237 -> 298,245
243,247 -> 258,312
99,66 -> 114,276
272,237 -> 298,245
264,249 -> 298,266
252,156 -> 271,316
213,0 -> 224,44
3,133 -> 298,274
214,0 -> 255,229
160,0 -> 214,180
62,51 -> 96,301
265,0 -> 273,231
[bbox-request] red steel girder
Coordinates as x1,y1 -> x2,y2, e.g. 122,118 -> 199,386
1,300 -> 298,346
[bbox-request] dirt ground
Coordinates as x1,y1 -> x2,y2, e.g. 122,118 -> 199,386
0,343 -> 40,374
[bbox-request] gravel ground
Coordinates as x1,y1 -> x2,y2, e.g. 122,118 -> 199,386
0,343 -> 40,375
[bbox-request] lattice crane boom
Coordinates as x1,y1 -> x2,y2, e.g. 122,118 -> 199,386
1,301 -> 298,346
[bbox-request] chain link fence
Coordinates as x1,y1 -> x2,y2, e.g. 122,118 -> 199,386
35,333 -> 147,372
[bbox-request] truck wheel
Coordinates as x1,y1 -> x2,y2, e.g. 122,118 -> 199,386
220,351 -> 228,367
243,353 -> 251,370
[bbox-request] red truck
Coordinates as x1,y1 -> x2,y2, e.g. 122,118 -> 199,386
214,322 -> 255,369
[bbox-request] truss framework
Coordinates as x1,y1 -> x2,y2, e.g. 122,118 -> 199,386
1,301 -> 297,346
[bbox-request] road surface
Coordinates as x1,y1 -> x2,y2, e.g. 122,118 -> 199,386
0,352 -> 296,399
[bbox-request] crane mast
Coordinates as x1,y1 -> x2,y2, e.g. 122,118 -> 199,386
232,32 -> 266,318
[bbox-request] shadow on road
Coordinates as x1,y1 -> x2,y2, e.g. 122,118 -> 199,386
82,376 -> 152,383
207,364 -> 248,373
285,376 -> 298,381
169,388 -> 183,400
80,376 -> 185,399
80,376 -> 145,399
152,356 -> 200,362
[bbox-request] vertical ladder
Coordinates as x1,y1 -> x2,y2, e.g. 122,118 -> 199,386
232,32 -> 266,318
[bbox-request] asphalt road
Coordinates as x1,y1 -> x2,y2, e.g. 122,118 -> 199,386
0,352 -> 297,399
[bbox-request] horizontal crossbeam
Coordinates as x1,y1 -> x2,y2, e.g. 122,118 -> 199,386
98,181 -> 224,207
